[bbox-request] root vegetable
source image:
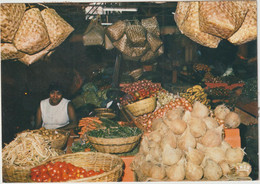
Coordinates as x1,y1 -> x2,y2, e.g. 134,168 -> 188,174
149,164 -> 166,180
185,147 -> 204,165
219,160 -> 232,176
162,144 -> 183,165
203,159 -> 223,181
205,147 -> 225,163
201,125 -> 223,147
177,126 -> 196,151
164,118 -> 187,135
225,147 -> 244,164
160,130 -> 177,149
224,112 -> 241,128
214,104 -> 230,120
166,156 -> 186,181
203,117 -> 219,130
185,161 -> 203,181
189,117 -> 207,138
191,101 -> 209,118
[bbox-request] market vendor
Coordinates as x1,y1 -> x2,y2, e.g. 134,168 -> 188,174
35,82 -> 77,130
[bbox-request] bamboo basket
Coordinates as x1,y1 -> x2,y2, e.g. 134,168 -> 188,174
40,152 -> 124,182
47,129 -> 70,150
124,96 -> 156,116
2,149 -> 64,182
1,42 -> 25,60
87,133 -> 142,154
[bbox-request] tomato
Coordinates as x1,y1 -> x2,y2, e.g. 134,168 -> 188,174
46,162 -> 53,171
61,167 -> 68,174
56,174 -> 61,181
61,173 -> 69,181
87,170 -> 95,176
41,173 -> 49,180
76,167 -> 81,174
40,165 -> 48,173
99,169 -> 104,174
80,168 -> 86,174
49,170 -> 56,178
31,174 -> 37,181
30,167 -> 39,173
34,170 -> 40,176
36,176 -> 42,182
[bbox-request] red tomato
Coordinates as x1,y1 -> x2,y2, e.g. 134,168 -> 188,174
62,173 -> 69,181
30,167 -> 39,173
80,168 -> 86,174
41,173 -> 49,180
40,165 -> 48,173
76,167 -> 81,174
49,170 -> 56,178
56,174 -> 61,182
46,163 -> 53,171
31,174 -> 37,181
87,170 -> 95,176
36,176 -> 42,182
61,167 -> 68,174
99,169 -> 104,174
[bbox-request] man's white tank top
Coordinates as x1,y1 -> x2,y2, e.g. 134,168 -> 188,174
40,98 -> 70,129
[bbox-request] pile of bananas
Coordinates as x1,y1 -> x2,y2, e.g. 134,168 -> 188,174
181,85 -> 211,109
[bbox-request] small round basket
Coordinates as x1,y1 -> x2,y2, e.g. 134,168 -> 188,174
86,132 -> 143,154
39,152 -> 124,182
124,96 -> 156,117
48,129 -> 70,150
96,112 -> 116,119
94,108 -> 113,114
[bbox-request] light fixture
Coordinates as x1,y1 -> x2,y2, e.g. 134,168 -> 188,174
103,7 -> 138,12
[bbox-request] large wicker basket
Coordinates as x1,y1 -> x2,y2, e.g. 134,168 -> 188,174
87,133 -> 142,154
124,96 -> 156,117
40,152 -> 124,182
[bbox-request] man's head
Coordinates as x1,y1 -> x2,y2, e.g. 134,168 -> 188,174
48,82 -> 64,105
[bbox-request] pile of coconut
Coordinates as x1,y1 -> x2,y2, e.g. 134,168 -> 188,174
131,102 -> 252,181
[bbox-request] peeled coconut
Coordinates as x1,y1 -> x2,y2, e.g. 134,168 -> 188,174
203,159 -> 223,180
225,147 -> 244,164
224,112 -> 241,128
185,161 -> 203,181
164,117 -> 187,135
166,156 -> 186,181
214,104 -> 230,120
203,117 -> 219,130
200,125 -> 223,147
185,147 -> 205,165
191,101 -> 209,118
162,144 -> 183,165
177,126 -> 196,151
188,117 -> 207,138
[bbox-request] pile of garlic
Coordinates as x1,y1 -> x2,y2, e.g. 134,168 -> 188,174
131,102 -> 251,181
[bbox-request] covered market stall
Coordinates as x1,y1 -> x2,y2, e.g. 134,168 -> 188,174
1,1 -> 258,183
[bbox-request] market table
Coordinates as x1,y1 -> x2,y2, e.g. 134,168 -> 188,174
65,129 -> 135,182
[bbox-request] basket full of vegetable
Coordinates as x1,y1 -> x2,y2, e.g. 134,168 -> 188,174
86,119 -> 143,154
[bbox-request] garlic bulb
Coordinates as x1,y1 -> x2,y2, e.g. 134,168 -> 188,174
162,144 -> 183,165
230,162 -> 252,177
139,136 -> 150,155
205,146 -> 225,163
163,118 -> 187,135
201,125 -> 223,147
166,107 -> 184,121
203,159 -> 223,180
166,156 -> 186,181
219,160 -> 232,176
148,129 -> 162,143
224,112 -> 241,128
214,104 -> 230,120
185,161 -> 203,181
203,117 -> 219,130
160,129 -> 177,149
189,117 -> 207,138
185,147 -> 205,165
149,164 -> 166,180
225,147 -> 244,164
177,126 -> 196,151
191,101 -> 209,118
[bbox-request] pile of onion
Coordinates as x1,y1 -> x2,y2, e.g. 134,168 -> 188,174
131,101 -> 251,181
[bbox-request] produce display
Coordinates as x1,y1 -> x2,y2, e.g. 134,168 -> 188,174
131,101 -> 250,181
180,85 -> 210,108
120,79 -> 162,106
193,63 -> 211,73
2,131 -> 61,167
30,161 -> 104,182
31,127 -> 67,141
78,117 -> 105,138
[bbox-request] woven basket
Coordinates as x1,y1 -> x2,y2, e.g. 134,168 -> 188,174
47,129 -> 70,150
18,46 -> 50,65
125,23 -> 147,47
1,42 -> 25,60
41,8 -> 74,50
228,1 -> 257,45
40,152 -> 124,182
106,20 -> 126,41
146,32 -> 163,52
141,16 -> 160,36
125,96 -> 156,116
175,2 -> 222,48
87,133 -> 142,154
0,3 -> 26,43
2,149 -> 64,182
199,1 -> 248,39
140,49 -> 157,62
174,1 -> 190,29
13,8 -> 50,55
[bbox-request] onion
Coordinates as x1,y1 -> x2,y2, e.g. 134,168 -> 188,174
214,104 -> 230,120
201,125 -> 223,147
191,101 -> 209,118
166,157 -> 186,181
160,130 -> 177,149
162,144 -> 183,165
219,160 -> 232,176
224,112 -> 241,128
149,164 -> 166,180
225,147 -> 244,164
164,118 -> 187,135
188,117 -> 207,138
205,146 -> 225,163
203,159 -> 223,180
177,126 -> 196,151
203,117 -> 219,130
185,161 -> 203,181
185,147 -> 205,165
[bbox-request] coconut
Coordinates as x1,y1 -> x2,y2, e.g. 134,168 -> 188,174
166,107 -> 185,121
205,146 -> 226,163
219,160 -> 232,176
185,147 -> 205,165
163,117 -> 187,135
160,129 -> 177,149
149,164 -> 166,180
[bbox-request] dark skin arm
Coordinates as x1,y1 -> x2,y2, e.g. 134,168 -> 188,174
34,102 -> 78,130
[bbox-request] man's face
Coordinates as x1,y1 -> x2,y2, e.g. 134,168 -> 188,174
49,90 -> 62,105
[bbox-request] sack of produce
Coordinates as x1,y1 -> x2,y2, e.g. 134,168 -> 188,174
174,2 -> 222,48
18,46 -> 50,65
2,131 -> 63,182
41,8 -> 74,50
0,3 -> 26,43
125,20 -> 147,47
104,34 -> 114,50
1,42 -> 25,60
228,1 -> 257,45
83,17 -> 104,46
199,1 -> 248,39
146,32 -> 163,52
141,16 -> 160,37
106,20 -> 126,41
13,8 -> 50,55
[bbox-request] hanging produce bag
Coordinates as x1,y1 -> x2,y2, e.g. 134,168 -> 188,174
141,16 -> 160,37
41,8 -> 74,50
174,2 -> 222,48
199,1 -> 248,39
104,34 -> 114,50
13,8 -> 50,55
0,3 -> 26,43
146,32 -> 163,52
83,17 -> 104,46
1,43 -> 25,60
106,20 -> 126,41
125,20 -> 147,47
228,1 -> 257,45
